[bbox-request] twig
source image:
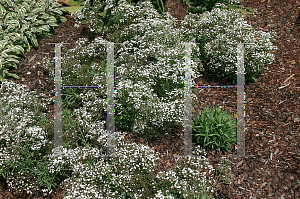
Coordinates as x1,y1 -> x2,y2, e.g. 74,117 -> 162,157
29,54 -> 37,63
278,99 -> 287,105
283,74 -> 294,84
278,84 -> 290,89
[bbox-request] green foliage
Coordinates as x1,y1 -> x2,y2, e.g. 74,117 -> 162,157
181,0 -> 227,14
180,3 -> 277,84
192,105 -> 237,154
71,0 -> 168,41
214,157 -> 234,185
0,81 -> 73,196
180,0 -> 243,15
0,0 -> 68,83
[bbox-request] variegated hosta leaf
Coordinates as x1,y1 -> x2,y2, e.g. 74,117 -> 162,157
22,20 -> 30,31
33,5 -> 45,14
4,0 -> 16,8
1,69 -> 20,79
6,57 -> 20,64
0,40 -> 8,50
25,31 -> 38,47
0,4 -> 7,16
6,19 -> 20,31
38,25 -> 50,32
32,19 -> 45,26
6,32 -> 22,43
47,16 -> 57,23
51,7 -> 63,15
5,45 -> 25,54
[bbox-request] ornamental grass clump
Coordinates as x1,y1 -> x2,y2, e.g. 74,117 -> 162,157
179,3 -> 277,84
192,105 -> 237,154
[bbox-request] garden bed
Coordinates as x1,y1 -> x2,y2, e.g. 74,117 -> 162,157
0,0 -> 299,198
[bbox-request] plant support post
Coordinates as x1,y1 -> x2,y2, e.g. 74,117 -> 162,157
236,43 -> 246,158
106,42 -> 116,157
47,42 -> 70,158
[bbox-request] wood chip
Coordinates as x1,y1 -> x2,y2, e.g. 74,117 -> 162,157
29,54 -> 36,63
236,160 -> 243,168
260,182 -> 268,189
283,74 -> 294,84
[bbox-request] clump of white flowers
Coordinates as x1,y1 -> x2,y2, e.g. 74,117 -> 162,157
180,3 -> 277,83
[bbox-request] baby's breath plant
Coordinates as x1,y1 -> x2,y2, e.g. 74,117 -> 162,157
50,0 -> 204,139
180,3 -> 277,84
152,145 -> 217,198
192,105 -> 237,154
0,81 -> 72,196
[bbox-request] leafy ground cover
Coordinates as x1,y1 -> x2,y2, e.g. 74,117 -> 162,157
0,0 -> 299,198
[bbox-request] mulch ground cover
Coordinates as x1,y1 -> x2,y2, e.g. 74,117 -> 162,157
0,0 -> 299,198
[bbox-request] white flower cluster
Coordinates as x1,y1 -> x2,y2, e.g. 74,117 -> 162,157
180,3 -> 277,81
0,81 -> 53,195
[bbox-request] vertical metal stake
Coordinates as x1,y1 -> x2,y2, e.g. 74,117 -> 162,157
236,43 -> 246,157
184,42 -> 193,157
107,42 -> 116,157
53,43 -> 63,158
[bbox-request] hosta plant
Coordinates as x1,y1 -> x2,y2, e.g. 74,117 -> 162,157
192,105 -> 237,154
179,3 -> 277,84
0,0 -> 68,83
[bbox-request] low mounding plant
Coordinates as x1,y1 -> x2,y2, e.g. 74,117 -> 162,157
48,0 -> 204,139
0,81 -> 73,196
179,3 -> 277,84
0,0 -> 68,83
0,80 -> 232,198
192,105 -> 237,154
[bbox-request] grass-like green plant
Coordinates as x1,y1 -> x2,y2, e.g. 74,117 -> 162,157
192,105 -> 237,154
214,156 -> 234,185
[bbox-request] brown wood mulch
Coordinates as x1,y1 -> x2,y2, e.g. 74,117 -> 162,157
1,0 -> 300,198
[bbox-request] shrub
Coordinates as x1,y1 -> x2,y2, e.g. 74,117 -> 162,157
192,105 -> 237,154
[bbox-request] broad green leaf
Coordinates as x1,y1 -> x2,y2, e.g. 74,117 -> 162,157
0,4 -> 7,16
52,8 -> 63,15
0,40 -> 8,49
1,51 -> 9,58
22,21 -> 30,31
59,17 -> 67,23
48,22 -> 59,27
33,6 -> 45,14
28,33 -> 38,48
31,27 -> 38,33
5,54 -> 21,59
7,45 -> 24,54
38,14 -> 49,20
